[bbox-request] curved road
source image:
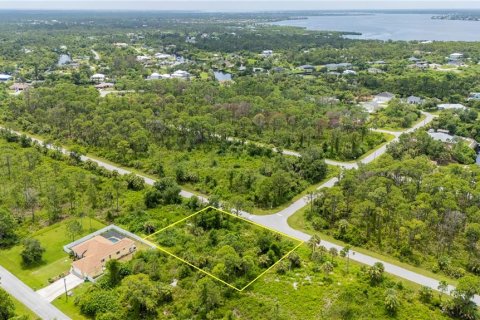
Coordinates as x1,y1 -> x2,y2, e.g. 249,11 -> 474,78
5,112 -> 475,304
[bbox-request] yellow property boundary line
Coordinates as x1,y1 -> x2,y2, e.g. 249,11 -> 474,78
143,206 -> 304,291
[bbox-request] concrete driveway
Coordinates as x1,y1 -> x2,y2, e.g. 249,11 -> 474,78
37,273 -> 84,302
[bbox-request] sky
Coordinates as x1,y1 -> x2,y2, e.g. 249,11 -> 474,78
1,1 -> 480,11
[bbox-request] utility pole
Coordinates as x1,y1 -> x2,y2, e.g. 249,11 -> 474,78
64,277 -> 68,301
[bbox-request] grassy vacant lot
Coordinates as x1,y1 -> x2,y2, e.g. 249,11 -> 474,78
149,207 -> 302,290
288,206 -> 457,286
0,218 -> 106,290
234,245 -> 449,320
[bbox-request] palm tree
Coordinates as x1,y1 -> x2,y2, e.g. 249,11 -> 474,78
307,235 -> 321,259
318,245 -> 328,262
340,245 -> 351,273
438,280 -> 449,302
322,261 -> 334,277
329,247 -> 338,263
368,262 -> 385,285
384,288 -> 399,315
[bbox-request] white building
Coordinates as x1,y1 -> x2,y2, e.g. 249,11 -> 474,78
407,96 -> 423,105
449,53 -> 464,61
114,43 -> 128,48
438,103 -> 467,110
343,69 -> 357,75
136,55 -> 150,62
467,93 -> 480,101
90,73 -> 106,83
0,74 -> 13,82
171,70 -> 190,79
261,50 -> 273,57
361,101 -> 382,113
428,129 -> 477,149
373,92 -> 395,104
154,53 -> 174,60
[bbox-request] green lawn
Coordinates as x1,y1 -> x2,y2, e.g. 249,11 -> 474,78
53,283 -> 93,320
0,218 -> 106,290
287,207 -> 457,286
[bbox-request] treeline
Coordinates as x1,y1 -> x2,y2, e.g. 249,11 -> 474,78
307,154 -> 480,279
5,80 -> 387,209
432,108 -> 480,142
5,80 -> 385,161
369,99 -> 421,129
387,130 -> 476,165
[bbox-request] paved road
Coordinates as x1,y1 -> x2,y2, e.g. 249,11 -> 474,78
7,112 -> 474,305
37,273 -> 83,302
0,265 -> 71,320
91,49 -> 100,61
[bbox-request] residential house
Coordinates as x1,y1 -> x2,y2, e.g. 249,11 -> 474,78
361,101 -> 382,113
261,50 -> 273,58
171,70 -> 190,79
427,129 -> 477,149
343,69 -> 357,75
374,92 -> 395,104
272,67 -> 285,73
9,83 -> 30,91
438,103 -> 467,110
94,82 -> 115,89
406,96 -> 423,105
155,53 -> 174,60
0,74 -> 13,82
467,93 -> 480,101
447,52 -> 464,65
147,72 -> 172,80
136,55 -> 151,62
449,53 -> 464,61
325,63 -> 352,71
71,235 -> 136,279
368,68 -> 384,74
148,72 -> 162,80
185,36 -> 196,44
90,73 -> 106,83
298,65 -> 315,73
113,42 -> 128,48
414,61 -> 429,69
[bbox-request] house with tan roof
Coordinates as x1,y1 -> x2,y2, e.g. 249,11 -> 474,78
71,235 -> 136,279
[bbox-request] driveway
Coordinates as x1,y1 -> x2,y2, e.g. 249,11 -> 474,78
0,265 -> 70,320
37,273 -> 84,302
